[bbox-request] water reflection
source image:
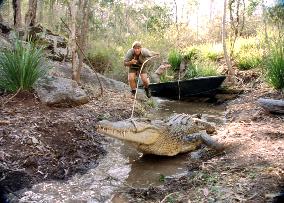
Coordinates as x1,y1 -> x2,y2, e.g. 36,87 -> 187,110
152,98 -> 225,117
122,142 -> 189,187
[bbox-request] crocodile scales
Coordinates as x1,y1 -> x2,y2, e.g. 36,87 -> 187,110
96,113 -> 224,156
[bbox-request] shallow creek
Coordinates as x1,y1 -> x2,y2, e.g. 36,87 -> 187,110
17,98 -> 225,202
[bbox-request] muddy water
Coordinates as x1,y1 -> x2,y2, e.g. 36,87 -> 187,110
16,98 -> 225,202
148,98 -> 225,122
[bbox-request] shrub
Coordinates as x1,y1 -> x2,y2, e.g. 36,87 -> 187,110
0,40 -> 47,92
183,47 -> 199,61
168,50 -> 182,71
235,50 -> 262,70
86,41 -> 129,82
265,39 -> 284,89
234,38 -> 263,70
200,43 -> 223,62
183,43 -> 223,62
87,50 -> 113,74
185,60 -> 219,79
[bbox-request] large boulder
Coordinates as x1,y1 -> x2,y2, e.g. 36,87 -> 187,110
26,25 -> 69,61
34,76 -> 89,107
46,61 -> 148,100
48,61 -> 129,92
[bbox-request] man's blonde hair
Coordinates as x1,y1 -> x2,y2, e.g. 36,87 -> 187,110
132,41 -> 142,48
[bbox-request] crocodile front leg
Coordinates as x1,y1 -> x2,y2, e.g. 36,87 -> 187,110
183,131 -> 224,151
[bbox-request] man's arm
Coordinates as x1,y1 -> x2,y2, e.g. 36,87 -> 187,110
141,48 -> 159,58
124,59 -> 137,67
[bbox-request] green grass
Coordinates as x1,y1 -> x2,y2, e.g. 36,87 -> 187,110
0,40 -> 47,92
199,43 -> 223,61
185,60 -> 219,79
233,37 -> 263,70
183,43 -> 223,62
265,39 -> 284,89
168,49 -> 182,71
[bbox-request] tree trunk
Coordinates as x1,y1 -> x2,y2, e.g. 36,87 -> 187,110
12,0 -> 22,28
209,0 -> 214,22
25,0 -> 37,27
196,5 -> 199,40
222,0 -> 234,83
228,0 -> 245,56
48,0 -> 55,29
0,1 -> 3,22
76,0 -> 90,83
262,1 -> 270,52
69,0 -> 79,83
173,0 -> 179,43
38,0 -> 43,22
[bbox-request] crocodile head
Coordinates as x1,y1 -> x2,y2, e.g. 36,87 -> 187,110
96,114 -> 223,156
96,119 -> 161,145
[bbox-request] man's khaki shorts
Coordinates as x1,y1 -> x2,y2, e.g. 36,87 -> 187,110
129,66 -> 147,74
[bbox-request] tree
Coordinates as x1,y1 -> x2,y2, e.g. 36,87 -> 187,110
25,0 -> 37,27
143,5 -> 172,33
0,0 -> 3,21
76,0 -> 90,83
186,0 -> 200,39
69,0 -> 79,83
228,0 -> 246,55
222,0 -> 234,83
12,0 -> 22,28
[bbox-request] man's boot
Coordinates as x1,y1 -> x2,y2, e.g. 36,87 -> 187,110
144,87 -> 151,98
131,89 -> 136,98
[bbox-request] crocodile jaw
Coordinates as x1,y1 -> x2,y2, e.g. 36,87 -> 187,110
96,120 -> 160,145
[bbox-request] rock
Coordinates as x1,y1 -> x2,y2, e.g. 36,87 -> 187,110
27,25 -> 69,61
0,167 -> 33,199
0,34 -> 11,50
257,98 -> 284,114
48,61 -> 129,93
34,76 -> 89,107
0,22 -> 12,34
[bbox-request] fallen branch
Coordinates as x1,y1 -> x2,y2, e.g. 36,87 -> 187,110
1,88 -> 21,108
257,98 -> 284,114
160,192 -> 180,203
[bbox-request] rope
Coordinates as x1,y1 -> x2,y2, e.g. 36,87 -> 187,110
130,55 -> 159,119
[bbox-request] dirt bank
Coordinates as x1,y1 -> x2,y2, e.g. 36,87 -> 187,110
0,89 -> 144,199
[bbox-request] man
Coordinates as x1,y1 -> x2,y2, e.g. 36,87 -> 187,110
124,41 -> 159,98
151,61 -> 173,83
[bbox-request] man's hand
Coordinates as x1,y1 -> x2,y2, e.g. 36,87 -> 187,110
124,59 -> 137,66
130,59 -> 137,65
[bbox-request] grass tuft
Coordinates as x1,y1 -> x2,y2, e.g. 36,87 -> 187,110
168,50 -> 182,71
0,40 -> 47,92
265,39 -> 284,89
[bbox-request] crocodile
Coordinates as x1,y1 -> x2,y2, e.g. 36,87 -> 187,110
96,113 -> 224,156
